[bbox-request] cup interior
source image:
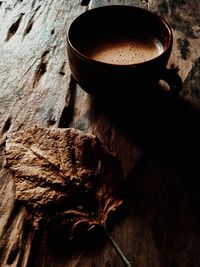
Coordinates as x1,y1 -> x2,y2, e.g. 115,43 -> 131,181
68,5 -> 172,64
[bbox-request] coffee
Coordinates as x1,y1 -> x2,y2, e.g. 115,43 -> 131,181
68,5 -> 182,95
85,35 -> 163,65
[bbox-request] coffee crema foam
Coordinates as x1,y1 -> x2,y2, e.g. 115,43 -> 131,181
87,36 -> 164,65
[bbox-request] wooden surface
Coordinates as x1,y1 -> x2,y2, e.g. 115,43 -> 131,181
0,0 -> 200,266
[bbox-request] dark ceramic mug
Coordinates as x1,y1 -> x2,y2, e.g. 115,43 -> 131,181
67,5 -> 182,97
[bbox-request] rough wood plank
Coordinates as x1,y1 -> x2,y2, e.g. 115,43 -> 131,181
67,0 -> 200,267
0,1 -> 86,266
65,1 -> 151,267
148,0 -> 200,82
1,0 -> 200,267
69,0 -> 145,177
33,1 -> 144,266
89,0 -> 148,9
70,0 -> 200,176
69,86 -> 142,176
0,0 -> 85,134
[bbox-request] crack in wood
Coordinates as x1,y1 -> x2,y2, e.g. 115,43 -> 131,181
6,242 -> 19,264
25,229 -> 43,267
81,0 -> 91,6
23,5 -> 41,37
51,28 -> 55,35
58,76 -> 76,128
0,204 -> 22,264
14,0 -> 23,7
23,19 -> 34,36
59,61 -> 66,76
1,202 -> 21,236
33,51 -> 50,88
41,50 -> 50,58
5,13 -> 24,42
2,117 -> 11,134
31,0 -> 37,9
19,58 -> 40,82
32,4 -> 41,14
46,108 -> 56,126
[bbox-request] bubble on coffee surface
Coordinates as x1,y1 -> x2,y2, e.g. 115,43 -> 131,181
89,36 -> 164,65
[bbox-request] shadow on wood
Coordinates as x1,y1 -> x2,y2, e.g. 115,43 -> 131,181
88,83 -> 200,266
90,84 -> 200,176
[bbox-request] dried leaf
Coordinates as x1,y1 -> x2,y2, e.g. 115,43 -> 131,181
6,127 -> 123,237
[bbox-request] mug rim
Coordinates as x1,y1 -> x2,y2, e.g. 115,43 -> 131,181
67,5 -> 173,68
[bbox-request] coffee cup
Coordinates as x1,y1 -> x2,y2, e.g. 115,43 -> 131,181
67,5 -> 182,97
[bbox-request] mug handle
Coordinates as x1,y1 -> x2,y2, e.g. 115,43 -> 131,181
157,68 -> 182,95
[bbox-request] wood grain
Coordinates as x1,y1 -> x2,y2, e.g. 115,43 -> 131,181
0,0 -> 85,133
68,0 -> 200,267
0,1 -> 86,266
1,0 -> 200,266
69,0 -> 145,177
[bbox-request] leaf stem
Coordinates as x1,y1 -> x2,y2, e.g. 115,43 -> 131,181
104,228 -> 133,267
